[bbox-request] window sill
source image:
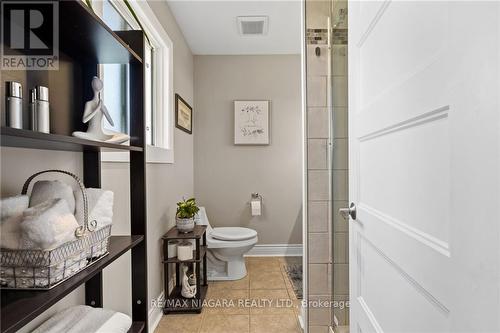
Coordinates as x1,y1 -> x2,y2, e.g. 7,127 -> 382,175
101,145 -> 174,164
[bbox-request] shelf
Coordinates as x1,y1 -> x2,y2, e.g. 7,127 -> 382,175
0,127 -> 143,152
163,246 -> 207,263
0,235 -> 144,333
128,321 -> 145,333
164,285 -> 208,314
59,1 -> 143,64
163,225 -> 207,240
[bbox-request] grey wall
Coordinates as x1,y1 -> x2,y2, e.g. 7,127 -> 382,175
0,1 -> 194,330
193,55 -> 302,245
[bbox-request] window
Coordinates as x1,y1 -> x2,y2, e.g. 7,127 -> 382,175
96,0 -> 174,163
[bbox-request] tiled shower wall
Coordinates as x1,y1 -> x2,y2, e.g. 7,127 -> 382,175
306,0 -> 349,331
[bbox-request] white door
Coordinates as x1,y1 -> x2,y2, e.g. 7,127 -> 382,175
348,1 -> 500,332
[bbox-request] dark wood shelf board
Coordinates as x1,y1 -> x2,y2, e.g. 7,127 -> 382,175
128,321 -> 145,333
1,127 -> 143,152
164,286 -> 208,314
163,246 -> 207,263
60,1 -> 143,64
163,225 -> 207,240
0,235 -> 144,333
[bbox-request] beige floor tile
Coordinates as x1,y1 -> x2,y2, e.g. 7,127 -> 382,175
249,289 -> 294,315
200,314 -> 249,333
156,314 -> 203,333
249,271 -> 287,289
205,289 -> 249,314
247,257 -> 282,272
250,314 -> 301,333
209,275 -> 249,290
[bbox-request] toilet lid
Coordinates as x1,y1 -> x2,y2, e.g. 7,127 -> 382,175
210,227 -> 257,241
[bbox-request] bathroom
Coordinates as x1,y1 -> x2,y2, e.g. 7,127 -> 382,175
4,0 -> 497,332
1,0 -> 307,332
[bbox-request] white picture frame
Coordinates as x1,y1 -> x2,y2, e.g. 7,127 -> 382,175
234,100 -> 270,145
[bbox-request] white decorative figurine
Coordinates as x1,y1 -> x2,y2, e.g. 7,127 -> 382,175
72,77 -> 130,144
180,264 -> 197,298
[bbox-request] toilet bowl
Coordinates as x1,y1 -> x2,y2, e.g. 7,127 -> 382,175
196,207 -> 258,281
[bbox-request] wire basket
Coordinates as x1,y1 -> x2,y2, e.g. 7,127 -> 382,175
0,170 -> 112,290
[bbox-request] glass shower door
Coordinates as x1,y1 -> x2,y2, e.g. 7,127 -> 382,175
305,0 -> 349,331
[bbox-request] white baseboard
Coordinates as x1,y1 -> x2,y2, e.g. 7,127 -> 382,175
148,292 -> 164,333
245,244 -> 303,257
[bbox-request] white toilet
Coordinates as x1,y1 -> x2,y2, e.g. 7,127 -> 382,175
196,207 -> 258,281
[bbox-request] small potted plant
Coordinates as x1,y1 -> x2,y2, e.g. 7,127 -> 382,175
176,198 -> 200,233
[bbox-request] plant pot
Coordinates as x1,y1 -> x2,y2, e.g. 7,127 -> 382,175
176,216 -> 195,233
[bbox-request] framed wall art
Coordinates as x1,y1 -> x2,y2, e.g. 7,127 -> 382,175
234,100 -> 270,145
175,94 -> 193,134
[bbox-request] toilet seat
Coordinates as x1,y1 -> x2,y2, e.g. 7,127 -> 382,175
210,227 -> 257,241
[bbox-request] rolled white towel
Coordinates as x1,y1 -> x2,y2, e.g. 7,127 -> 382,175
1,215 -> 23,249
31,305 -> 132,333
0,195 -> 29,249
74,188 -> 113,228
30,180 -> 76,214
1,195 -> 29,220
20,198 -> 79,250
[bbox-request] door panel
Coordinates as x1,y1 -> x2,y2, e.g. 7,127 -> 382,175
349,1 -> 500,332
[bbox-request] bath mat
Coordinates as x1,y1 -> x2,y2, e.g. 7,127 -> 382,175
283,264 -> 303,299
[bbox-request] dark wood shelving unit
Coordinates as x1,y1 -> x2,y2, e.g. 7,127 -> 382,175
59,1 -> 143,64
0,1 -> 148,332
0,127 -> 143,152
162,226 -> 208,314
128,321 -> 146,333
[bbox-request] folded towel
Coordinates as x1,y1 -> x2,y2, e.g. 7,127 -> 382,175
0,195 -> 29,249
74,188 -> 113,228
31,305 -> 132,333
30,180 -> 76,214
0,215 -> 23,249
1,195 -> 29,220
20,199 -> 79,250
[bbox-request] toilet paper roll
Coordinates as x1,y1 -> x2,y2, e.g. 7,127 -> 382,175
177,242 -> 193,261
251,200 -> 261,216
167,240 -> 178,258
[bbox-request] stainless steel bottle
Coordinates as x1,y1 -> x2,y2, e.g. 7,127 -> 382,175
5,81 -> 23,129
29,88 -> 37,131
33,86 -> 50,133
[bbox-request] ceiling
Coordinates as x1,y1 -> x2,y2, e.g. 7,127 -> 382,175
166,1 -> 301,55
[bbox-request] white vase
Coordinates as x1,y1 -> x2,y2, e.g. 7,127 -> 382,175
176,217 -> 195,233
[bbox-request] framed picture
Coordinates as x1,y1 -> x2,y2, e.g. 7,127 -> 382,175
234,100 -> 270,145
175,94 -> 193,134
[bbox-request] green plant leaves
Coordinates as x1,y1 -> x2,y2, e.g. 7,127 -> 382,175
176,198 -> 200,218
122,0 -> 152,47
84,0 -> 93,11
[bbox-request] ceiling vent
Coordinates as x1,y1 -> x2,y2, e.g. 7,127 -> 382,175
237,16 -> 269,36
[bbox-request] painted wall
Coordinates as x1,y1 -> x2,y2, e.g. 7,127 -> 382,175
0,1 -> 194,330
193,55 -> 302,245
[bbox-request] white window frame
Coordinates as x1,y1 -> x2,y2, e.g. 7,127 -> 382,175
99,0 -> 175,164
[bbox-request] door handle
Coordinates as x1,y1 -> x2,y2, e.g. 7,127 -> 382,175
339,202 -> 357,220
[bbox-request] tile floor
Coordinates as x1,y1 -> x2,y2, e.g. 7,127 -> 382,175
155,256 -> 303,333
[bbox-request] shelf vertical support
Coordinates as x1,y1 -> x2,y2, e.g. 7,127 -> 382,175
81,59 -> 104,309
83,149 -> 104,308
126,31 -> 148,331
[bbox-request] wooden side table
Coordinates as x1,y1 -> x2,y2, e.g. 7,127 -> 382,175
162,225 -> 208,314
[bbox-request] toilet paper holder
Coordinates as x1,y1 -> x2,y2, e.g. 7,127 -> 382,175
250,193 -> 263,203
